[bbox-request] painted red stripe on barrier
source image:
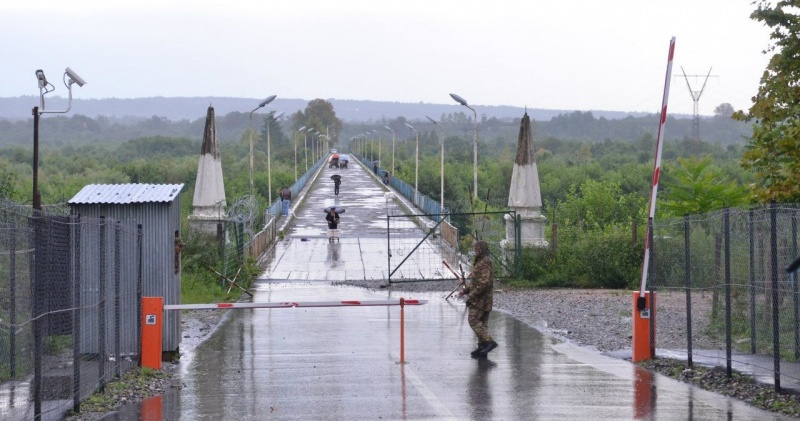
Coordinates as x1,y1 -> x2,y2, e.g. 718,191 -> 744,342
404,300 -> 420,304
341,301 -> 361,305
217,303 -> 234,308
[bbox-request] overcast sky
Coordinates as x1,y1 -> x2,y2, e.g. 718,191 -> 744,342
1,0 -> 772,116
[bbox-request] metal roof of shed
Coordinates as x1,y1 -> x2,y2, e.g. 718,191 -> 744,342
68,183 -> 185,204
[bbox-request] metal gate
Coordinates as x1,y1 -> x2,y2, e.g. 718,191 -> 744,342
386,210 -> 519,284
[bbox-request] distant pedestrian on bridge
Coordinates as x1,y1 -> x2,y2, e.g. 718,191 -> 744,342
460,240 -> 497,358
331,174 -> 342,196
280,186 -> 292,216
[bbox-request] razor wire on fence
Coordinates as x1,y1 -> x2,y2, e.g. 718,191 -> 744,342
0,201 -> 143,421
650,204 -> 800,392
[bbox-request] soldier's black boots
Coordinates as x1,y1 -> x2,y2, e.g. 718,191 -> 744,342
471,340 -> 498,359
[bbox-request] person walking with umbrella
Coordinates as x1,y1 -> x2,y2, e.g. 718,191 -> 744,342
331,174 -> 342,196
326,207 -> 340,229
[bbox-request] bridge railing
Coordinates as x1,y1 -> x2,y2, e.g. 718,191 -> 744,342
352,153 -> 450,222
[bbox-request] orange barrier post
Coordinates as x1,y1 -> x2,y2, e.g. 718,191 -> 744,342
632,291 -> 654,362
141,297 -> 163,369
400,297 -> 405,364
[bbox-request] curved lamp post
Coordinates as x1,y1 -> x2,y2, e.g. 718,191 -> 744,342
426,116 -> 445,215
404,122 -> 419,207
305,128 -> 315,171
267,111 -> 284,205
373,129 -> 382,167
450,93 -> 477,198
33,67 -> 87,209
295,126 -> 306,181
384,126 -> 395,177
249,95 -> 277,198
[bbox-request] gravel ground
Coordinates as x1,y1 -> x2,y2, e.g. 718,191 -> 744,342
66,282 -> 800,419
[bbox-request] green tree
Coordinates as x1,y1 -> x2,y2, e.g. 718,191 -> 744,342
733,0 -> 800,202
292,99 -> 343,147
659,156 -> 749,217
714,103 -> 735,119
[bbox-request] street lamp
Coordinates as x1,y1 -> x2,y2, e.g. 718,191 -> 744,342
317,133 -> 326,162
373,129 -> 381,167
384,126 -> 395,177
295,126 -> 306,181
450,93 -> 478,199
404,122 -> 419,206
305,128 -> 315,171
249,95 -> 277,198
426,116 -> 445,215
33,67 -> 87,209
266,111 -> 284,205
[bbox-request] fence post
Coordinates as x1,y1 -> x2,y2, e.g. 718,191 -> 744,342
749,209 -> 756,355
724,207 -> 732,378
9,225 -> 16,378
137,224 -> 143,367
770,201 -> 781,392
114,222 -> 121,378
99,216 -> 107,390
792,211 -> 799,360
684,214 -> 692,367
516,213 -> 521,277
72,214 -> 82,413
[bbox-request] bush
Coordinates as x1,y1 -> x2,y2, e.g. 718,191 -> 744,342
517,223 -> 642,289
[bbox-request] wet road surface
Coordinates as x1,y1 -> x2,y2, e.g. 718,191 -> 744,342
105,157 -> 794,420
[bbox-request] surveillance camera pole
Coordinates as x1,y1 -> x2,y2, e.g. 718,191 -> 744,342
32,67 -> 86,210
32,107 -> 41,210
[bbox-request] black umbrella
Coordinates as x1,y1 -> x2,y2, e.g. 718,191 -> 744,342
324,206 -> 346,213
330,174 -> 342,180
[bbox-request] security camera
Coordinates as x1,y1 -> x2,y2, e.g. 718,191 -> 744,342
35,69 -> 48,89
64,67 -> 86,87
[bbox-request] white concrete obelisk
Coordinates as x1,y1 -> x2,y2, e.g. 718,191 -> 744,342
188,106 -> 227,233
503,112 -> 548,249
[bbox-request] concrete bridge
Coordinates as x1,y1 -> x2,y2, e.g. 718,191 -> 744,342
118,154 -> 787,420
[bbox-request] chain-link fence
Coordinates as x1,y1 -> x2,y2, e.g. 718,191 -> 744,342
650,204 -> 800,391
0,200 -> 142,421
386,210 -> 518,283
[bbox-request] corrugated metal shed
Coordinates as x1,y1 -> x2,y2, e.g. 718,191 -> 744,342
69,183 -> 185,353
69,183 -> 183,204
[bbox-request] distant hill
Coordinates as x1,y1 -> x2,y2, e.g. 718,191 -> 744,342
0,96 -> 665,123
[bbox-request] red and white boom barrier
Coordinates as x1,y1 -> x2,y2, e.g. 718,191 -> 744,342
142,297 -> 427,369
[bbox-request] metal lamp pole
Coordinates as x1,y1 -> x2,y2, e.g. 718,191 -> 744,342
267,111 -> 284,205
427,116 -> 445,214
373,129 -> 381,167
305,128 -> 315,171
450,93 -> 478,198
32,67 -> 87,210
295,126 -> 306,181
384,126 -> 395,177
249,95 -> 277,198
404,123 -> 419,206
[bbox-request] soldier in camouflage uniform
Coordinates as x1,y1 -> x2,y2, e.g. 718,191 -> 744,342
460,240 -> 497,358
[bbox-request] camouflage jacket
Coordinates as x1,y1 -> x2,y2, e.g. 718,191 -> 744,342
464,256 -> 493,311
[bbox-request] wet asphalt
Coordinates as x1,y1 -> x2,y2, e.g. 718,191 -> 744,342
106,156 -> 794,420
